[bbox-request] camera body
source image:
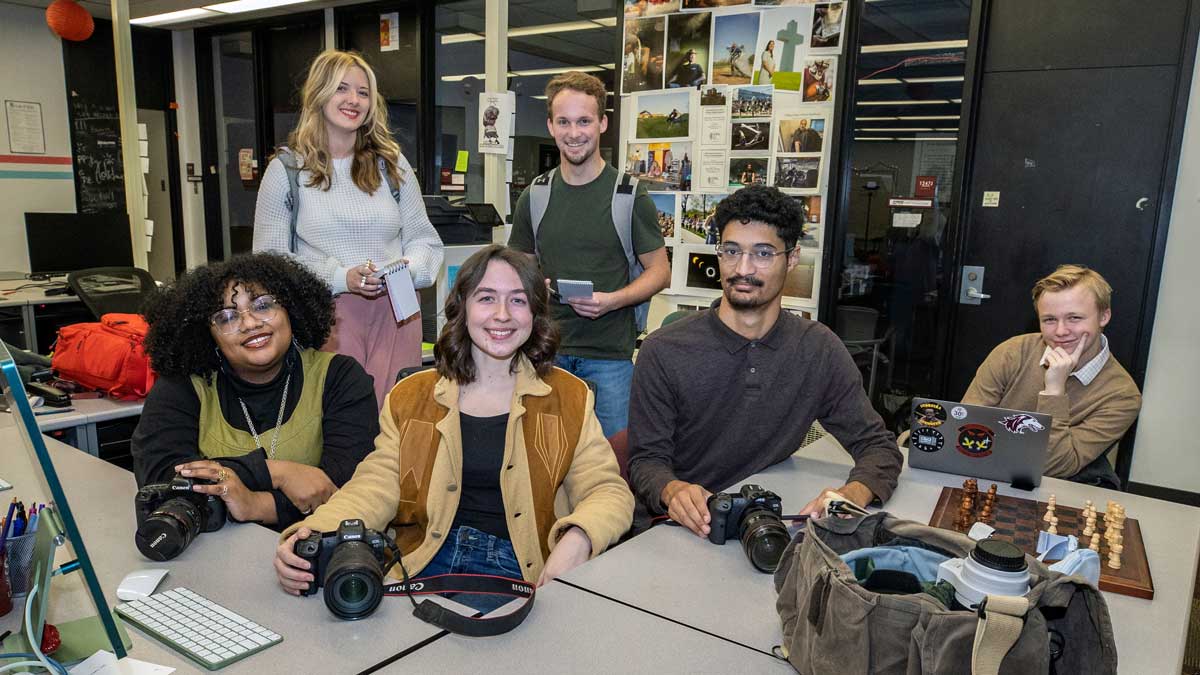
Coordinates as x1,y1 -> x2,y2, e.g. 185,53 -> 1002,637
707,484 -> 783,544
294,519 -> 390,620
707,484 -> 790,573
134,475 -> 227,561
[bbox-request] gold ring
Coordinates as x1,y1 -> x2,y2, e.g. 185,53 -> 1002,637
216,468 -> 229,482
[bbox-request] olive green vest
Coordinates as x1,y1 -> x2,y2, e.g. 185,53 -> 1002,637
190,349 -> 332,466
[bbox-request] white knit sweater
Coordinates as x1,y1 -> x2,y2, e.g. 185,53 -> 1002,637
252,152 -> 444,294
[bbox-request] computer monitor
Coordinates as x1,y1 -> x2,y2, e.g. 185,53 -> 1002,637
0,340 -> 126,658
24,212 -> 134,276
464,202 -> 505,228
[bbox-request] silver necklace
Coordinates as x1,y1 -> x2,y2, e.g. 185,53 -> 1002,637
238,371 -> 291,459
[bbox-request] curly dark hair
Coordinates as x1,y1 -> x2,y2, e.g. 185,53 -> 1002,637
142,253 -> 335,379
712,184 -> 804,250
435,245 -> 559,384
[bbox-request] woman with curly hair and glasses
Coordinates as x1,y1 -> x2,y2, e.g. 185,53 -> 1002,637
274,246 -> 634,612
253,49 -> 443,409
131,253 -> 379,531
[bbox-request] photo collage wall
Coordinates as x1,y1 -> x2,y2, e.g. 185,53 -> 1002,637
622,0 -> 843,307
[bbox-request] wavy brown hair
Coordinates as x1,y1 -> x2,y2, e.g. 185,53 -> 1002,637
281,49 -> 402,194
435,245 -> 558,384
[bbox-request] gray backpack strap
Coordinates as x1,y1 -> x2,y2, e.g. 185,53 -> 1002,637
612,172 -> 648,332
379,156 -> 402,204
529,167 -> 556,257
276,148 -> 301,254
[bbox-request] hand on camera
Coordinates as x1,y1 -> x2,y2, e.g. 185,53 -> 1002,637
662,480 -> 713,537
797,482 -> 873,520
275,526 -> 315,595
176,460 -> 264,523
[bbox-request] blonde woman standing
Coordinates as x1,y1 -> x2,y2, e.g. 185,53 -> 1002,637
254,50 -> 443,409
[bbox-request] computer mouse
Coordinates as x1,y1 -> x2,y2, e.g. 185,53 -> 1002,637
117,568 -> 170,601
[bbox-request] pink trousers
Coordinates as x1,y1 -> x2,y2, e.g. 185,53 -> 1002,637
323,292 -> 422,410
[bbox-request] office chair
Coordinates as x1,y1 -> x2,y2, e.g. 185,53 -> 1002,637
67,267 -> 157,319
834,306 -> 893,403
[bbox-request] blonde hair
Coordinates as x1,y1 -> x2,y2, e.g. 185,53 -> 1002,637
544,71 -> 607,120
283,50 -> 402,194
1031,264 -> 1112,313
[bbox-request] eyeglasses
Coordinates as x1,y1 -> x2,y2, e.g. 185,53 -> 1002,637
209,295 -> 279,334
713,245 -> 793,268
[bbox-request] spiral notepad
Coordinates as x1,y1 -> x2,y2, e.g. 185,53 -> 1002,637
382,263 -> 419,322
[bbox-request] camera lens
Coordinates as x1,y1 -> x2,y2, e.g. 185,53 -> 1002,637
739,508 -> 790,573
135,498 -> 202,561
324,541 -> 384,620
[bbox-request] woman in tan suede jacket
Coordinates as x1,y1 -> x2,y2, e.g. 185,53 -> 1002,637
274,245 -> 633,613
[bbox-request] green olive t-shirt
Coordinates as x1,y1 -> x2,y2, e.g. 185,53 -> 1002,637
508,164 -> 663,359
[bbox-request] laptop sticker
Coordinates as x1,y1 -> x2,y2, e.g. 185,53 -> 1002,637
915,402 -> 946,427
956,424 -> 994,458
911,427 -> 944,453
999,414 -> 1045,435
950,405 -> 968,420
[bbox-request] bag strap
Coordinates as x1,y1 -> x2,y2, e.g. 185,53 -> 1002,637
971,595 -> 1029,675
611,172 -> 638,272
379,156 -> 402,203
276,148 -> 301,254
529,167 -> 556,257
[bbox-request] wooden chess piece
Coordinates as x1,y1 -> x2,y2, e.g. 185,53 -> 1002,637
1082,515 -> 1096,538
1108,543 -> 1124,570
1048,516 -> 1059,535
1089,532 -> 1101,552
1043,502 -> 1055,523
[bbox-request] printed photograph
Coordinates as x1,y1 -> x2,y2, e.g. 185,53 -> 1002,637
796,194 -> 822,224
666,12 -> 712,89
777,116 -> 825,153
729,157 -> 769,188
626,141 -> 694,191
783,249 -> 819,300
700,85 -> 728,106
650,192 -> 678,240
802,57 -> 837,103
679,193 -> 726,244
774,156 -> 820,190
811,2 -> 845,50
753,5 -> 814,91
711,12 -> 760,85
622,17 -> 667,94
635,90 -> 692,140
624,0 -> 681,18
685,250 -> 724,292
730,122 -> 771,151
731,85 -> 773,118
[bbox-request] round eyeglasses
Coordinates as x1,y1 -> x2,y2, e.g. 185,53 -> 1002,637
209,295 -> 279,334
713,245 -> 793,269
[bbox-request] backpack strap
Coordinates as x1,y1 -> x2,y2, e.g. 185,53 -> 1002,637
379,156 -> 402,204
529,167 -> 556,257
611,172 -> 648,332
971,595 -> 1029,675
276,148 -> 301,254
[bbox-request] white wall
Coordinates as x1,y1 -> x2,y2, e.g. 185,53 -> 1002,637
1129,46 -> 1200,492
172,29 -> 207,269
0,4 -> 76,272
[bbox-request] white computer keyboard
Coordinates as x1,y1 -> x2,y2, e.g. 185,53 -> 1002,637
115,587 -> 282,671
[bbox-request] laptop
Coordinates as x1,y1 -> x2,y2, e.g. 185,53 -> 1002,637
906,398 -> 1052,488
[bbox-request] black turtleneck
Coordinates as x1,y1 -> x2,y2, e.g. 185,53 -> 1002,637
131,347 -> 379,530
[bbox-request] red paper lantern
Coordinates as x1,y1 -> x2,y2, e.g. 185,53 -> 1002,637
46,0 -> 95,42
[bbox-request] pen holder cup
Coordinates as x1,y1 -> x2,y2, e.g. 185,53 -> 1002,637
3,532 -> 37,598
0,549 -> 10,617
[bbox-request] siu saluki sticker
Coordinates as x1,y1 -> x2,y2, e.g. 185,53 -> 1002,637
999,414 -> 1045,435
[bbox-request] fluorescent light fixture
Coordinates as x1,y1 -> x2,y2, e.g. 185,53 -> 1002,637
441,18 -> 617,44
855,116 -> 899,121
441,64 -> 613,82
912,137 -> 958,141
131,7 -> 219,24
532,92 -> 613,100
857,99 -> 955,106
905,76 -> 965,83
203,0 -> 310,13
950,98 -> 962,103
898,115 -> 960,121
855,137 -> 897,141
858,78 -> 903,86
855,127 -> 932,132
861,40 -> 969,54
933,128 -> 960,132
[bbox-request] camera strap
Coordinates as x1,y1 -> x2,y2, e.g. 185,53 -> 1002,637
382,573 -> 535,637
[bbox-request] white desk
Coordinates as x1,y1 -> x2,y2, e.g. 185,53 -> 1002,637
2,397 -> 144,455
0,278 -> 81,352
562,436 -> 1200,674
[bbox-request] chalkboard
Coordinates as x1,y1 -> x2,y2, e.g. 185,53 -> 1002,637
62,19 -> 126,214
69,97 -> 124,213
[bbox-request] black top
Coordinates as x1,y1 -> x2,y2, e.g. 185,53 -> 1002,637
451,412 -> 511,541
627,310 -> 902,530
131,347 -> 380,530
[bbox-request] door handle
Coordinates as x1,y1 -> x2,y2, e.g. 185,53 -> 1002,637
959,265 -> 989,305
967,287 -> 991,300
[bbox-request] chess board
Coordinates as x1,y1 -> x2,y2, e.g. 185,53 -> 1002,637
928,487 -> 1154,600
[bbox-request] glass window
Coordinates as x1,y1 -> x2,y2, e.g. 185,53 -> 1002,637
829,0 -> 971,422
435,1 -> 487,202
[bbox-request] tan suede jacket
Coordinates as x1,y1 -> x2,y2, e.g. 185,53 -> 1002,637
281,357 -> 634,583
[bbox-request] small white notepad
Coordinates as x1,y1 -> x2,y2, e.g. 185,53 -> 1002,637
384,265 -> 420,322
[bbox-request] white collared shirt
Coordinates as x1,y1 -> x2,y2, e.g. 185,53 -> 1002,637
1040,334 -> 1110,386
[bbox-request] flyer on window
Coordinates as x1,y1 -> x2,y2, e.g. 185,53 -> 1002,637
478,91 -> 515,155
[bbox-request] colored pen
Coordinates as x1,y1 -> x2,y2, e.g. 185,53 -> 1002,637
0,498 -> 16,552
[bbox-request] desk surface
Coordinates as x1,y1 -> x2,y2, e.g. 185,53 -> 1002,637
562,436 -> 1200,674
0,278 -> 76,307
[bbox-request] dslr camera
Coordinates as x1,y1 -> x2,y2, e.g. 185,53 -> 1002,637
134,475 -> 227,561
294,519 -> 390,620
707,484 -> 790,573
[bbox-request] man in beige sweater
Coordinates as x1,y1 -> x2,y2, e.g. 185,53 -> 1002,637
963,265 -> 1141,488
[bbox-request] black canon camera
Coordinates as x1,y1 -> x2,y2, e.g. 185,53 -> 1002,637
134,475 -> 227,561
707,484 -> 790,573
294,519 -> 391,620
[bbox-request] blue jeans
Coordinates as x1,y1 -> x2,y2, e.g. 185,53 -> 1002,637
416,525 -> 523,614
555,355 -> 634,438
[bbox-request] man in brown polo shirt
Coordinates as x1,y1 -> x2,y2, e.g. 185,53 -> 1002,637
963,265 -> 1141,488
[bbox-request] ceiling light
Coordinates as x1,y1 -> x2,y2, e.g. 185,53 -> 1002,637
933,128 -> 960,132
855,127 -> 932,132
905,76 -> 965,83
861,40 -> 969,54
131,7 -> 219,24
897,115 -> 960,121
204,0 -> 311,13
441,17 -> 616,44
441,64 -> 613,82
855,116 -> 898,121
855,137 -> 897,141
857,78 -> 903,86
857,100 -> 955,106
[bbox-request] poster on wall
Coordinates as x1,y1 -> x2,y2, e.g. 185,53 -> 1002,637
698,86 -> 729,147
626,141 -> 693,191
711,11 -> 760,85
634,90 -> 692,141
650,192 -> 678,243
380,12 -> 400,52
752,6 -> 814,90
665,12 -> 712,88
810,2 -> 845,51
623,17 -> 667,94
5,100 -> 45,155
478,91 -> 515,155
801,56 -> 837,102
625,0 -> 680,18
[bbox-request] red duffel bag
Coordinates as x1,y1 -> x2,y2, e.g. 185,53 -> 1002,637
51,313 -> 156,400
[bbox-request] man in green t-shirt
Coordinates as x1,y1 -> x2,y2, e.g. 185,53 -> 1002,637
508,71 -> 670,438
